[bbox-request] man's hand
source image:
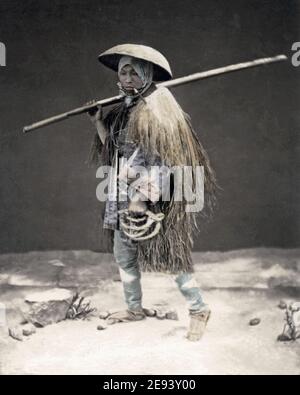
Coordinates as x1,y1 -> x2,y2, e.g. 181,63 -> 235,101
86,100 -> 103,124
128,196 -> 147,213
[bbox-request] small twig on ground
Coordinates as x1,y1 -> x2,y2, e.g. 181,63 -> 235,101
277,302 -> 300,342
66,293 -> 96,320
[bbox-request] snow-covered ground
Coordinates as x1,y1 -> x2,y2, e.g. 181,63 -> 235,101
0,247 -> 299,375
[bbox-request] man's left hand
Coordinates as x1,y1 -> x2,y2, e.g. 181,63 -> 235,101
128,198 -> 147,213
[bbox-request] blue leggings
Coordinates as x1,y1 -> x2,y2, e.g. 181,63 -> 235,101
113,230 -> 208,313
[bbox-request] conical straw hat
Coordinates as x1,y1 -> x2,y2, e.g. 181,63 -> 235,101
98,43 -> 172,82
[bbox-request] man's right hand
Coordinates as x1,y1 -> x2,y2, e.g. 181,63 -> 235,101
86,100 -> 103,124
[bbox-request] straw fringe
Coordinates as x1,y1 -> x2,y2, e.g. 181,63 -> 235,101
88,86 -> 221,274
126,87 -> 221,274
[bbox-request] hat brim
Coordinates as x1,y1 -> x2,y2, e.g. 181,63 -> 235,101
99,53 -> 172,82
99,44 -> 173,81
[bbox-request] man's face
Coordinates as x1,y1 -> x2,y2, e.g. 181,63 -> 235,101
118,64 -> 143,91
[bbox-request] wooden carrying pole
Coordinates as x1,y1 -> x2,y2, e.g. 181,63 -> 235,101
23,54 -> 287,133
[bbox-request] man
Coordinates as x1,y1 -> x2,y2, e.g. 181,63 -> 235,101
88,44 -> 219,341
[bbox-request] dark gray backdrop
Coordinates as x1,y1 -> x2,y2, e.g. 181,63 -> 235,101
0,0 -> 299,253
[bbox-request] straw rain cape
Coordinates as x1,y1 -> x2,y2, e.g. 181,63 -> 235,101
89,86 -> 219,274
